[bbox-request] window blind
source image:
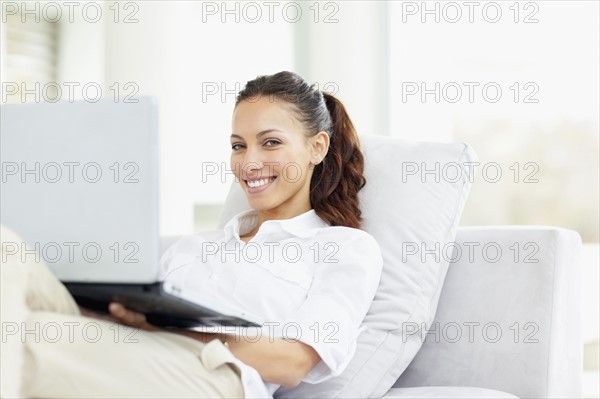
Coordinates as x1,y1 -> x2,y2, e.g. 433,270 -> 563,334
1,9 -> 58,102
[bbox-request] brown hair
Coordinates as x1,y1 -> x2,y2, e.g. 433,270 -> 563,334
235,71 -> 366,229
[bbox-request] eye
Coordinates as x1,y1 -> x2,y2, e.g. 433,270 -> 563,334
231,143 -> 244,151
264,139 -> 281,147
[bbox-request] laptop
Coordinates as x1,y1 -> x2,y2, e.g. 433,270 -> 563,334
0,97 -> 262,328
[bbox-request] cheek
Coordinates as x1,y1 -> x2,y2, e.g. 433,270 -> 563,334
294,152 -> 312,180
230,156 -> 242,177
281,163 -> 305,184
267,152 -> 295,182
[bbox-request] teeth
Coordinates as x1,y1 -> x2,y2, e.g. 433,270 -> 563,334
247,177 -> 275,188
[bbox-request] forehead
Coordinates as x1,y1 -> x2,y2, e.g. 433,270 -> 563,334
232,96 -> 301,135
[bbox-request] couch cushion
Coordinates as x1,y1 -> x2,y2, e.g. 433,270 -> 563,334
218,135 -> 477,398
382,387 -> 518,398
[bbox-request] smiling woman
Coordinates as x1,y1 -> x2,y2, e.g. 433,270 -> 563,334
230,96 -> 327,230
0,71 -> 383,399
230,71 -> 367,229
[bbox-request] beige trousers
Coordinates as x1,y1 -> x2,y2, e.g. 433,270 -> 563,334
0,225 -> 245,398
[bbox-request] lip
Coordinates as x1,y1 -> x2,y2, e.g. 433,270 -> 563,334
244,176 -> 277,194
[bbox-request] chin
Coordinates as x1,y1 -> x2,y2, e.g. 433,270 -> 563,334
245,198 -> 270,209
248,203 -> 275,212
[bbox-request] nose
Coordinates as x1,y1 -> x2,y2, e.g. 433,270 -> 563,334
237,145 -> 266,178
244,161 -> 264,177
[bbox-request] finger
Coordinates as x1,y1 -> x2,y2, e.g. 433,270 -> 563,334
109,302 -> 147,326
79,306 -> 94,317
79,307 -> 119,323
108,302 -> 126,318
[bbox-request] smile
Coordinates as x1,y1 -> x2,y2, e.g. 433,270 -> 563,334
244,176 -> 277,193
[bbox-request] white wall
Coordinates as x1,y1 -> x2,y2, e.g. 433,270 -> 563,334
389,1 -> 599,142
294,1 -> 390,137
57,11 -> 105,87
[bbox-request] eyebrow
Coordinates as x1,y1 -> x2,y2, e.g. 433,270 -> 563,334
230,129 -> 285,141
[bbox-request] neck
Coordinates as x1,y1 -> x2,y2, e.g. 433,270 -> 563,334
250,201 -> 312,236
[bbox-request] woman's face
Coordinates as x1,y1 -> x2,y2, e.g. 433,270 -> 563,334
230,96 -> 327,218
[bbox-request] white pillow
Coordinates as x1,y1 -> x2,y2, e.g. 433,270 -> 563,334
218,135 -> 477,398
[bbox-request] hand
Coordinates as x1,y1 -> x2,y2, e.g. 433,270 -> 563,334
107,302 -> 162,332
79,306 -> 114,322
80,305 -> 227,345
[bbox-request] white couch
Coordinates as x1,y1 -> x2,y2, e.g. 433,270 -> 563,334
385,226 -> 583,398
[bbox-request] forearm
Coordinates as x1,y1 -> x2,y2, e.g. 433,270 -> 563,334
226,335 -> 301,386
166,329 -> 307,387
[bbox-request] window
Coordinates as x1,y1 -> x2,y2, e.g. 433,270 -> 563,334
1,8 -> 59,102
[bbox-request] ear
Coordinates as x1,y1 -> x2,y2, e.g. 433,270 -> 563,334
310,131 -> 330,164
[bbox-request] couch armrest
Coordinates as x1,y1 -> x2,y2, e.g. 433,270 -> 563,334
393,226 -> 583,399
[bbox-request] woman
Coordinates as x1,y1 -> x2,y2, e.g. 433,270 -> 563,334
1,71 -> 383,398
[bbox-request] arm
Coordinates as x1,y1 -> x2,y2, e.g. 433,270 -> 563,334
175,329 -> 321,387
226,335 -> 321,387
104,303 -> 321,388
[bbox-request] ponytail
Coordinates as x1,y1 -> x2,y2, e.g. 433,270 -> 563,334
310,92 -> 366,228
235,71 -> 367,229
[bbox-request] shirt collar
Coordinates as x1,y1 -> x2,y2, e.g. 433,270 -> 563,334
223,208 -> 329,242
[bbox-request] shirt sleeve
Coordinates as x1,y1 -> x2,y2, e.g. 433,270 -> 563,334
276,230 -> 383,384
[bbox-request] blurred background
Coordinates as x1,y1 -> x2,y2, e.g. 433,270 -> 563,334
1,0 -> 598,396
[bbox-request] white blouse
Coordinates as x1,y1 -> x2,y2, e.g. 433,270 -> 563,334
158,208 -> 383,398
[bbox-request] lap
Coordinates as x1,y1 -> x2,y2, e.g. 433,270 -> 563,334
1,226 -> 244,398
18,312 -> 244,398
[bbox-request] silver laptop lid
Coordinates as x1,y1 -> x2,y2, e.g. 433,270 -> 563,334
1,97 -> 160,283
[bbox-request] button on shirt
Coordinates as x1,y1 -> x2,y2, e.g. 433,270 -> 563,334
158,208 -> 383,399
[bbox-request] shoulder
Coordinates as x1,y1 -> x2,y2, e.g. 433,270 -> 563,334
317,225 -> 381,251
314,226 -> 383,270
310,226 -> 383,295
